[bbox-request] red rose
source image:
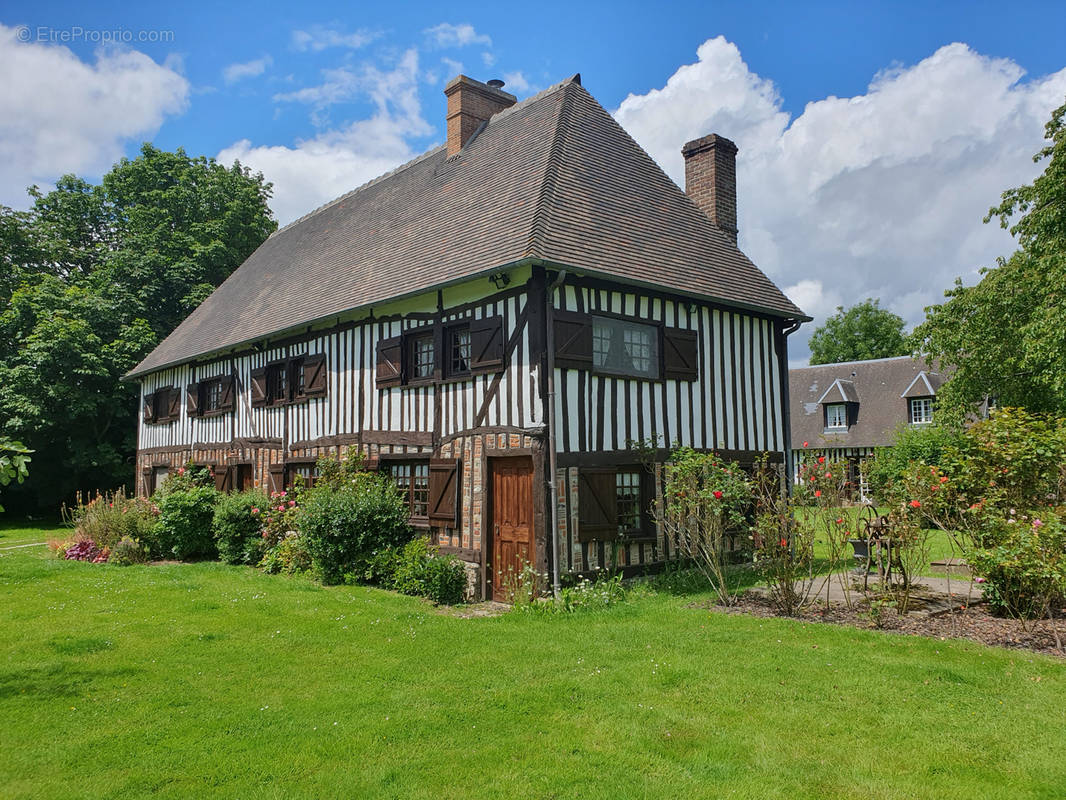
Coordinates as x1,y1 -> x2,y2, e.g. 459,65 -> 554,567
779,538 -> 788,548
814,490 -> 822,498
713,490 -> 723,500
909,500 -> 921,508
817,456 -> 825,464
803,441 -> 809,448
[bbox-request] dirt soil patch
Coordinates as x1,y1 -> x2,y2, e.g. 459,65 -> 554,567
712,592 -> 1066,659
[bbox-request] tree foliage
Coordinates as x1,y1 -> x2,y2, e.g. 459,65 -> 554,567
0,144 -> 275,512
913,100 -> 1066,421
807,298 -> 909,365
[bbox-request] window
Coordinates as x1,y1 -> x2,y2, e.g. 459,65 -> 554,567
910,397 -> 933,425
152,391 -> 170,422
825,403 -> 847,430
202,379 -> 223,413
390,462 -> 430,523
616,471 -> 643,535
410,334 -> 435,381
591,316 -> 659,378
251,354 -> 327,409
449,325 -> 471,377
577,466 -> 651,542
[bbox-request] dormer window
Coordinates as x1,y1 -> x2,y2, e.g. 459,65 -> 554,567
910,397 -> 933,425
825,403 -> 848,431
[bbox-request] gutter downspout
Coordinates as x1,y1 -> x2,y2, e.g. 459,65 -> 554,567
545,269 -> 567,601
777,318 -> 803,490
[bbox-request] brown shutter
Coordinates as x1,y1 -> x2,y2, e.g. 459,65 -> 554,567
267,464 -> 285,494
554,311 -> 593,370
143,392 -> 155,424
376,335 -> 403,388
578,468 -> 618,542
470,316 -> 504,372
219,375 -> 235,411
186,383 -> 200,417
213,466 -> 234,493
302,353 -> 328,397
166,387 -> 182,421
250,368 -> 268,408
428,459 -> 460,524
663,328 -> 699,381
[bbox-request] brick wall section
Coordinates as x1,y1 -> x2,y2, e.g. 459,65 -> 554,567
682,133 -> 739,243
444,75 -> 516,157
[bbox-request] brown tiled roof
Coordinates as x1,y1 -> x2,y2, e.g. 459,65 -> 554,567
129,75 -> 806,378
790,357 -> 944,450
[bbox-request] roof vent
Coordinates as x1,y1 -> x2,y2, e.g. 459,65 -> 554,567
487,79 -> 505,89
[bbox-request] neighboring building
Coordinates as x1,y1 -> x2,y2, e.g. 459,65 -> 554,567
788,356 -> 944,497
126,74 -> 808,599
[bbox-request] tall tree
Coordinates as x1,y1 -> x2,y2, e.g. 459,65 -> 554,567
807,298 -> 909,365
0,144 -> 275,512
913,100 -> 1066,422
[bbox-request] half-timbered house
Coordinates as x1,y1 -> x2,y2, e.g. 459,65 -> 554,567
127,73 -> 808,599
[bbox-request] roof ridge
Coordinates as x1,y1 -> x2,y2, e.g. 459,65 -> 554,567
794,355 -> 918,369
269,75 -> 582,239
525,80 -> 577,257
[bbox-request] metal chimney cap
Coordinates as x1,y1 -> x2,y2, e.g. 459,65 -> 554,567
486,79 -> 506,89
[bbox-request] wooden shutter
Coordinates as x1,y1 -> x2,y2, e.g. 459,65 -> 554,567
553,311 -> 592,370
219,375 -> 235,411
428,459 -> 460,524
302,353 -> 328,397
663,328 -> 699,381
578,468 -> 618,542
186,383 -> 200,417
250,367 -> 268,408
165,387 -> 181,421
142,392 -> 155,424
376,336 -> 403,388
214,466 -> 234,493
470,316 -> 504,372
267,464 -> 285,494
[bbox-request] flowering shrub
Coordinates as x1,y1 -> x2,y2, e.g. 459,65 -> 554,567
109,535 -> 148,566
796,452 -> 855,608
260,532 -> 313,575
63,489 -> 160,552
750,457 -> 816,615
968,512 -> 1066,622
657,448 -> 753,606
64,539 -> 105,562
213,489 -> 271,565
259,490 -> 301,549
510,566 -> 629,614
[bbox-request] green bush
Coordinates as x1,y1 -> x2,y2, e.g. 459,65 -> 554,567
298,471 -> 410,584
865,423 -> 966,504
367,537 -> 466,605
260,532 -> 313,575
109,535 -> 149,566
154,485 -> 220,560
213,489 -> 271,565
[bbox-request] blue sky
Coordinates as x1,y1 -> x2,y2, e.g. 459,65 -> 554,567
2,1 -> 1065,361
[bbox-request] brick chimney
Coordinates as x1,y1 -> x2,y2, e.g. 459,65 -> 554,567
682,134 -> 739,243
444,76 -> 516,157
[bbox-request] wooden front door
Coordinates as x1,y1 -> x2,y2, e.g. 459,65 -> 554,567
490,457 -> 535,602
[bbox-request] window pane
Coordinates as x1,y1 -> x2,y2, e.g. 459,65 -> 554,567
911,398 -> 932,424
204,380 -> 222,411
826,404 -> 847,429
413,335 -> 435,379
412,463 -> 429,518
616,471 -> 642,534
592,317 -> 659,378
451,327 -> 471,375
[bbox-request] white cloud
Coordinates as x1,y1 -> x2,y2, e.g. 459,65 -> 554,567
481,51 -> 496,68
614,37 -> 1066,363
502,71 -> 531,94
424,23 -> 491,48
219,49 -> 432,225
440,57 -> 464,77
223,55 -> 272,84
291,25 -> 378,52
0,25 -> 189,206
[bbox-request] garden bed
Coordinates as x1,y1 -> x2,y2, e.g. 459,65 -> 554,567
714,592 -> 1066,658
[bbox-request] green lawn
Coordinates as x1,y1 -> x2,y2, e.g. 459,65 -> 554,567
1,525 -> 1064,799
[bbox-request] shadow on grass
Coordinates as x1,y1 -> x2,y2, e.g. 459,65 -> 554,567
0,663 -> 142,700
